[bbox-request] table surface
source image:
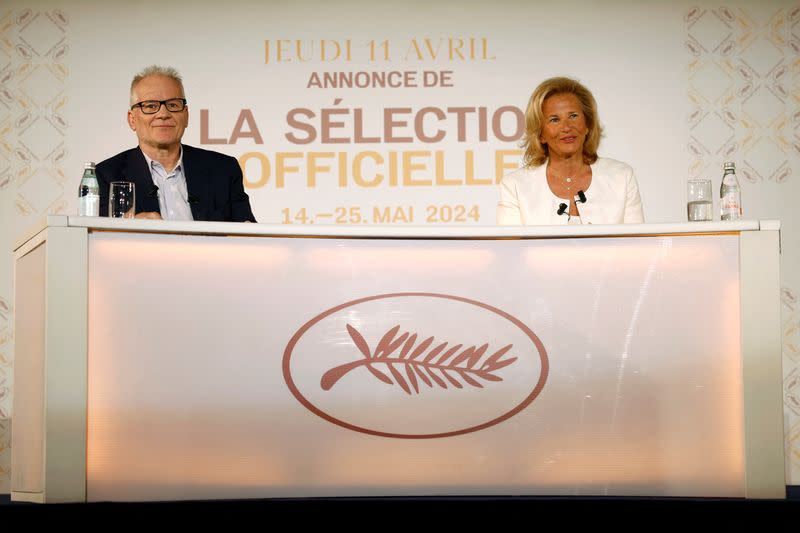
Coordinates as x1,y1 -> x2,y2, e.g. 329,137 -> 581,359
15,216 -> 780,251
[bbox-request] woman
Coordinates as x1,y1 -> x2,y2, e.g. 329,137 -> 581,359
497,77 -> 644,225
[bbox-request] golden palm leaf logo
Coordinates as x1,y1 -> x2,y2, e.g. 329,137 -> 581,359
321,324 -> 517,394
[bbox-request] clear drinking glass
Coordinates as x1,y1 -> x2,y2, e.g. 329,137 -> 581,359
687,179 -> 712,222
109,181 -> 135,218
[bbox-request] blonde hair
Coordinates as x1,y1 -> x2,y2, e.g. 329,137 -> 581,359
521,76 -> 602,167
129,65 -> 185,104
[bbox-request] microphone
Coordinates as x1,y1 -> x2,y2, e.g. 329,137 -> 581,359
571,190 -> 587,221
557,203 -> 568,216
187,193 -> 199,205
147,185 -> 159,198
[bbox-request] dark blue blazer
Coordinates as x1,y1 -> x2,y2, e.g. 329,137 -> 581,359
95,145 -> 256,222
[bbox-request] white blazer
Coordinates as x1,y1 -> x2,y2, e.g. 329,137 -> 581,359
496,157 -> 645,225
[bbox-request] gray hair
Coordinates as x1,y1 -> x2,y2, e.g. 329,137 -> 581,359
129,65 -> 185,104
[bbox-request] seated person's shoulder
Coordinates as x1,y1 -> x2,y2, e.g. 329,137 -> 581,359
595,157 -> 633,175
183,144 -> 237,165
95,148 -> 139,173
500,165 -> 534,186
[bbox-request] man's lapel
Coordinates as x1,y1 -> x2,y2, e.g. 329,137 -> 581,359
181,145 -> 208,220
126,149 -> 160,213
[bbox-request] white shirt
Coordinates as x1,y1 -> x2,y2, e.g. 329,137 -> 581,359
496,157 -> 645,225
142,149 -> 194,221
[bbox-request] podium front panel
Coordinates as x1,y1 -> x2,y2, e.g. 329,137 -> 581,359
85,231 -> 744,500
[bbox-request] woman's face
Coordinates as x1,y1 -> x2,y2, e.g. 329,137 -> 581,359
540,93 -> 588,160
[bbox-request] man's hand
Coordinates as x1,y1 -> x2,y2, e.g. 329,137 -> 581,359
135,211 -> 162,220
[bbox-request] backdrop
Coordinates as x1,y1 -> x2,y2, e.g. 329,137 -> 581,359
0,0 -> 798,491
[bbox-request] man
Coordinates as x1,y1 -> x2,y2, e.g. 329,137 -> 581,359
96,65 -> 256,222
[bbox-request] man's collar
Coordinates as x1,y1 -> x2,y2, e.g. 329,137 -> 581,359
140,145 -> 183,173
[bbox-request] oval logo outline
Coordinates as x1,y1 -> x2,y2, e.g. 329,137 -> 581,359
283,292 -> 549,439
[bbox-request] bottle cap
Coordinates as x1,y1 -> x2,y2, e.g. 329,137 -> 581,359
723,161 -> 735,170
84,162 -> 96,169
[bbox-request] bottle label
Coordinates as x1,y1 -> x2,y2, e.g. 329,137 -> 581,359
721,194 -> 738,211
79,193 -> 100,217
720,192 -> 741,219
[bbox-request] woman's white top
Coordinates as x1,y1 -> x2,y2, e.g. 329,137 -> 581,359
496,157 -> 645,225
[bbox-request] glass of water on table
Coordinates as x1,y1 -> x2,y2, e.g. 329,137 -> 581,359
687,178 -> 712,222
109,181 -> 136,218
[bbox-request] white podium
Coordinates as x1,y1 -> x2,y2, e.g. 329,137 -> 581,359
11,217 -> 785,502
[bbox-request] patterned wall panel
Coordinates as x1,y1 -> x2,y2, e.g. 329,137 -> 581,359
786,290 -> 800,475
687,4 -> 800,481
0,8 -> 69,492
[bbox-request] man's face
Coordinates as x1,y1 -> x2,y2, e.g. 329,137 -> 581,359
127,75 -> 188,151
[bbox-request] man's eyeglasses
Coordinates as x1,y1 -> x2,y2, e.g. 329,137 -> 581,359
131,98 -> 187,114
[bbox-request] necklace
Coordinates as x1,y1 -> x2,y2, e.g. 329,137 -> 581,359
548,169 -> 577,190
547,164 -> 588,201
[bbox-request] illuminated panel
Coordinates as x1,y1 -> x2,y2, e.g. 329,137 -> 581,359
87,232 -> 742,501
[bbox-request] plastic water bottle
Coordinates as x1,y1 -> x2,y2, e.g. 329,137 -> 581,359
719,161 -> 742,221
78,162 -> 99,216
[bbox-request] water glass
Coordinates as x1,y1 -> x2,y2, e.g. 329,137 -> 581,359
109,181 -> 135,218
687,179 -> 712,222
